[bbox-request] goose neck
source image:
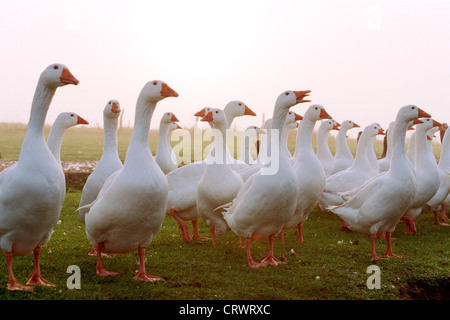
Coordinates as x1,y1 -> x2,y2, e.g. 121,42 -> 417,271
295,117 -> 315,159
103,116 -> 119,155
335,129 -> 352,158
317,128 -> 333,160
390,119 -> 409,172
46,125 -> 66,162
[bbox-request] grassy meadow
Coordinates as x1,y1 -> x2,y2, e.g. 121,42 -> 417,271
0,123 -> 448,301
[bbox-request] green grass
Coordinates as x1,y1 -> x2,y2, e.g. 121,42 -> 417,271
0,189 -> 447,300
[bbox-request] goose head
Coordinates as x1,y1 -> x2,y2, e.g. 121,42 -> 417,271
245,125 -> 266,135
340,120 -> 360,132
275,90 -> 311,110
54,112 -> 89,128
398,105 -> 431,123
104,100 -> 121,119
320,119 -> 340,132
426,126 -> 439,141
364,123 -> 384,137
40,63 -> 79,88
303,104 -> 332,122
200,108 -> 228,129
224,101 -> 256,117
285,111 -> 302,130
194,107 -> 212,117
169,122 -> 182,131
416,118 -> 442,132
160,112 -> 179,125
140,80 -> 178,103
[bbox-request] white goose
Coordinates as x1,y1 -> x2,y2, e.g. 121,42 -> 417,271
155,112 -> 181,174
83,80 -> 178,282
401,118 -> 442,234
328,105 -> 431,260
319,123 -> 384,212
47,112 -> 89,162
317,119 -> 340,177
425,126 -> 450,225
331,120 -> 360,175
166,102 -> 256,242
282,104 -> 332,244
221,90 -> 311,268
0,63 -> 79,291
196,109 -> 244,247
79,100 -> 123,227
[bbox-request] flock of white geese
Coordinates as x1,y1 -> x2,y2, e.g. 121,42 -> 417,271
0,64 -> 448,291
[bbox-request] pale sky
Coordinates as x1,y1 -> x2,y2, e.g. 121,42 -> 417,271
1,0 -> 449,139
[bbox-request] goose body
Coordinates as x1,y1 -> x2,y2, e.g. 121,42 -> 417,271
319,123 -> 384,211
79,100 -> 123,225
84,80 -> 178,281
283,105 -> 331,243
221,90 -> 311,267
328,105 -> 431,260
331,120 -> 360,175
155,112 -> 181,174
426,127 -> 450,224
402,118 -> 442,233
0,64 -> 79,291
196,109 -> 244,246
166,102 -> 256,242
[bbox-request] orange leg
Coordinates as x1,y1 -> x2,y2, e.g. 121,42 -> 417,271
370,234 -> 383,261
278,230 -> 285,243
341,220 -> 352,231
133,247 -> 164,283
209,226 -> 217,247
296,223 -> 304,244
192,219 -> 209,241
4,252 -> 33,292
441,204 -> 448,221
245,238 -> 263,268
169,208 -> 192,242
261,234 -> 285,266
384,232 -> 402,259
235,237 -> 245,248
401,216 -> 417,234
95,242 -> 118,277
26,246 -> 55,287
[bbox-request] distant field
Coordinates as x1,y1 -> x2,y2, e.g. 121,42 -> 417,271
2,122 -> 439,163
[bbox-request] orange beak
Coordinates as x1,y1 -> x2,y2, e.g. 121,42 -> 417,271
294,112 -> 303,121
176,124 -> 182,129
160,83 -> 179,98
201,111 -> 213,122
77,115 -> 89,125
259,129 -> 266,134
320,108 -> 332,120
353,123 -> 360,128
432,119 -> 442,128
294,90 -> 311,104
60,68 -> 79,85
418,108 -> 431,118
413,119 -> 424,125
111,102 -> 121,114
408,127 -> 415,130
332,124 -> 340,131
171,114 -> 179,122
427,135 -> 433,141
244,105 -> 257,116
194,109 -> 207,117
378,128 -> 385,135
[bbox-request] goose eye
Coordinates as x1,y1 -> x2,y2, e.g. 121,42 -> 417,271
315,107 -> 318,110
285,92 -> 290,96
411,106 -> 415,109
238,103 -> 242,106
215,111 -> 219,114
53,65 -> 59,70
70,114 -> 74,117
153,81 -> 158,85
